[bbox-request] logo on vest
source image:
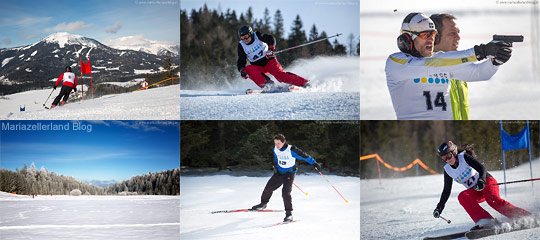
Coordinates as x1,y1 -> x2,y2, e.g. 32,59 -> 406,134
455,167 -> 472,183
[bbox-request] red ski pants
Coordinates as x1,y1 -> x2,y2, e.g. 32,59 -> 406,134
458,176 -> 530,223
243,58 -> 309,88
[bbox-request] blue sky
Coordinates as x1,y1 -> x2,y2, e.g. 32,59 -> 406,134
181,0 -> 360,45
0,120 -> 180,182
0,0 -> 180,48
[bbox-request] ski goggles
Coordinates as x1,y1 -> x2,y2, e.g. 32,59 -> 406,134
413,30 -> 437,40
440,153 -> 453,161
240,34 -> 250,40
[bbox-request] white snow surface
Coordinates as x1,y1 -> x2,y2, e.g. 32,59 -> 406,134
180,174 -> 359,239
360,1 -> 540,119
361,159 -> 540,239
0,85 -> 179,120
104,35 -> 179,56
181,56 -> 360,120
2,57 -> 14,68
0,194 -> 180,240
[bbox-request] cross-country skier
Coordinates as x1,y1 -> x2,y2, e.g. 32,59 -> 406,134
385,12 -> 512,120
251,133 -> 322,222
429,13 -> 469,120
51,66 -> 77,108
237,25 -> 311,92
433,141 -> 531,230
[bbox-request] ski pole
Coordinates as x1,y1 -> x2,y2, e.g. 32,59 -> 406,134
43,88 -> 55,106
439,215 -> 451,224
316,170 -> 348,203
293,182 -> 308,196
274,33 -> 342,55
490,178 -> 540,186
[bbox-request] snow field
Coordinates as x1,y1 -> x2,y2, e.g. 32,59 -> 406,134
180,56 -> 360,120
180,174 -> 360,240
361,159 -> 540,240
0,85 -> 180,120
0,194 -> 180,240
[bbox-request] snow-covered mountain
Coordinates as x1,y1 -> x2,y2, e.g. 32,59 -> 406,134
103,35 -> 179,57
84,179 -> 119,188
0,32 -> 177,95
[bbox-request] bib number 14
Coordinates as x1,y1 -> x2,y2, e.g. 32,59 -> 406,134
423,91 -> 447,111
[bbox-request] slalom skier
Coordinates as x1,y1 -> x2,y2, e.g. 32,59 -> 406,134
251,134 -> 321,222
51,66 -> 77,108
237,26 -> 311,92
429,13 -> 469,120
433,141 -> 531,230
385,12 -> 512,120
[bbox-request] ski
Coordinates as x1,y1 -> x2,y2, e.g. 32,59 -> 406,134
210,209 -> 284,214
464,228 -> 497,239
263,219 -> 299,228
423,231 -> 467,240
245,85 -> 302,95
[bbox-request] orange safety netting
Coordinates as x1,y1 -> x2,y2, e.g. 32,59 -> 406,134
360,153 -> 439,175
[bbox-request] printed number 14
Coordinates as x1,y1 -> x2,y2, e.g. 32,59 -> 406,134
423,91 -> 447,111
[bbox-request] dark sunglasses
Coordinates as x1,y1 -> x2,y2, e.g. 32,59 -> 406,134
441,153 -> 453,161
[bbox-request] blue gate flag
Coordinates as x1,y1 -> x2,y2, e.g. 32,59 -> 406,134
501,126 -> 529,151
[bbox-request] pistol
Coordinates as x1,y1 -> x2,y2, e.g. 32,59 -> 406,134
493,35 -> 524,46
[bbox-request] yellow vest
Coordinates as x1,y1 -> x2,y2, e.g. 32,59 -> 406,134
450,79 -> 469,120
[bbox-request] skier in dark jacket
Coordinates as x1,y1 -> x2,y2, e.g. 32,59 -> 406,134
251,133 -> 321,222
433,141 -> 531,230
237,26 -> 311,92
51,66 -> 77,108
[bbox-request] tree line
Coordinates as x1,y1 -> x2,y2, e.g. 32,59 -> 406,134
105,168 -> 180,195
180,5 -> 355,89
360,121 -> 539,179
0,163 -> 180,195
180,121 -> 359,176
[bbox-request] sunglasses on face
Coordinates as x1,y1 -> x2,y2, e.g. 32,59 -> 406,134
240,34 -> 250,40
415,31 -> 436,40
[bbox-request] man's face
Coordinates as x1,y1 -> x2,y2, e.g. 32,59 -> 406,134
274,139 -> 285,149
413,31 -> 436,57
435,18 -> 460,52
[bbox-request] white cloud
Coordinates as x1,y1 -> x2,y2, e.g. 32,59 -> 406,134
105,22 -> 123,34
45,21 -> 93,32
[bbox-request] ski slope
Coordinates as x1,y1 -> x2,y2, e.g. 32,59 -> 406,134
0,194 -> 180,240
360,1 -> 540,119
361,159 -> 540,240
0,85 -> 180,120
181,56 -> 360,120
180,174 -> 360,239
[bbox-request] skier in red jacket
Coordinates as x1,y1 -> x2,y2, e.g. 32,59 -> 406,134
237,26 -> 311,92
433,141 -> 531,230
51,66 -> 77,108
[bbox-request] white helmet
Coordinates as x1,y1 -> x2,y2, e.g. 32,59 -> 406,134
401,13 -> 436,37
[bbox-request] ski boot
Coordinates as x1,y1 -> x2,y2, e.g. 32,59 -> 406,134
470,218 -> 498,230
251,202 -> 267,211
283,210 -> 293,222
261,80 -> 277,93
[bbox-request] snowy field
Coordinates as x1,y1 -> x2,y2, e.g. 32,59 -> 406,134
180,174 -> 360,239
0,194 -> 180,240
181,56 -> 360,120
361,158 -> 540,240
360,1 -> 540,119
0,85 -> 180,120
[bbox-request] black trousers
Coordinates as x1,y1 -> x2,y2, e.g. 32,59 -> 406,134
52,85 -> 74,106
261,172 -> 295,211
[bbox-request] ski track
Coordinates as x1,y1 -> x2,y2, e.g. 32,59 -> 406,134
180,91 -> 360,120
0,195 -> 180,240
361,159 -> 540,240
0,85 -> 180,120
180,174 -> 360,240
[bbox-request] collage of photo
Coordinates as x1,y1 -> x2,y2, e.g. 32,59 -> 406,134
1,0 -> 539,239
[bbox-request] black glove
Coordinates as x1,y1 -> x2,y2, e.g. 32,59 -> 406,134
473,41 -> 512,65
73,87 -> 77,92
433,207 -> 442,218
474,178 -> 485,191
313,161 -> 322,172
53,85 -> 57,90
240,69 -> 248,79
